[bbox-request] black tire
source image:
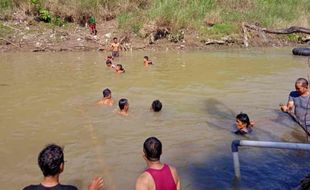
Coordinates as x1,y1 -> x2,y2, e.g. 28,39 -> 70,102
292,47 -> 310,56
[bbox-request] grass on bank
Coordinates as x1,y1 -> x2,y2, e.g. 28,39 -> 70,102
0,0 -> 310,38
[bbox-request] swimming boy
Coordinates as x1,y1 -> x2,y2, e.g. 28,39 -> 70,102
110,37 -> 120,58
144,56 -> 153,66
135,137 -> 181,190
23,144 -> 104,190
115,64 -> 125,73
151,100 -> 162,112
118,98 -> 129,116
97,88 -> 114,106
233,112 -> 254,135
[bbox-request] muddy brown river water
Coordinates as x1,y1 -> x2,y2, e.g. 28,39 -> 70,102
1,48 -> 310,190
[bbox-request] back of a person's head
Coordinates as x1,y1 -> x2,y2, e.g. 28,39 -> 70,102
296,78 -> 309,88
143,137 -> 162,161
106,60 -> 112,65
144,56 -> 149,60
119,98 -> 128,110
152,100 -> 162,112
103,88 -> 111,97
236,112 -> 250,127
38,144 -> 64,177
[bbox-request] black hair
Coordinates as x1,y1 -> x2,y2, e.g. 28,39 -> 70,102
113,37 -> 117,40
116,64 -> 124,70
106,60 -> 112,65
144,56 -> 149,60
152,100 -> 162,112
236,113 -> 251,127
103,88 -> 111,97
38,144 -> 64,177
119,98 -> 128,110
296,78 -> 309,88
143,137 -> 162,161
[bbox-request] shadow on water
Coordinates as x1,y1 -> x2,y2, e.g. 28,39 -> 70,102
204,98 -> 282,141
184,147 -> 310,190
271,109 -> 309,142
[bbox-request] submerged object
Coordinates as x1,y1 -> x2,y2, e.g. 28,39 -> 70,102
292,47 -> 310,56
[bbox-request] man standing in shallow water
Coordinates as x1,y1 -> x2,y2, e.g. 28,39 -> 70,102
135,137 -> 181,190
281,78 -> 310,127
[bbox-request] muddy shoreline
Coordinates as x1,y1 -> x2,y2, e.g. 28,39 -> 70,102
0,19 -> 308,53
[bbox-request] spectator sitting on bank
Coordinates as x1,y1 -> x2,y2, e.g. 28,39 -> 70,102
135,137 -> 181,190
97,88 -> 114,106
151,100 -> 162,112
23,144 -> 104,190
232,112 -> 254,135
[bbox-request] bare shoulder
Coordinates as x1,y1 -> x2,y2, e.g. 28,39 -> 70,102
168,165 -> 178,175
136,172 -> 152,190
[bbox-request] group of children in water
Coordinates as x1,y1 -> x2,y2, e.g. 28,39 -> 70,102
103,37 -> 253,135
96,88 -> 162,116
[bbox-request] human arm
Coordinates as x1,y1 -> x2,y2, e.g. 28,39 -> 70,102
135,173 -> 150,190
170,166 -> 181,190
280,101 -> 294,112
88,176 -> 104,190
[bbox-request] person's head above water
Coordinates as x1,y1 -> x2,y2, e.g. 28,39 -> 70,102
116,64 -> 125,72
143,137 -> 162,162
295,78 -> 309,95
38,144 -> 64,177
236,112 -> 251,128
119,98 -> 128,111
144,56 -> 149,61
102,88 -> 111,98
151,100 -> 162,112
106,60 -> 112,66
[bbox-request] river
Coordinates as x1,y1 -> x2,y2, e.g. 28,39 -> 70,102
0,48 -> 310,190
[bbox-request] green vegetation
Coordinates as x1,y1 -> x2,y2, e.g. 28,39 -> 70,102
0,0 -> 309,38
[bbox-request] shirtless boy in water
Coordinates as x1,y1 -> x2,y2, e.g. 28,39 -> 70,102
96,88 -> 114,106
115,64 -> 125,73
144,56 -> 153,67
110,37 -> 120,58
117,98 -> 129,116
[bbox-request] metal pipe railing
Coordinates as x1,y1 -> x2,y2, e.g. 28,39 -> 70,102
231,140 -> 310,178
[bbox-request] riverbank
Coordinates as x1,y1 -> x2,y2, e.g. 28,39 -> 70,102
0,0 -> 310,53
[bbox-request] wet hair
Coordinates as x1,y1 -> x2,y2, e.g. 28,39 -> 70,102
151,100 -> 162,112
113,37 -> 117,40
119,98 -> 128,110
144,56 -> 149,60
103,88 -> 111,97
143,137 -> 162,161
296,78 -> 309,88
236,113 -> 251,127
106,60 -> 112,65
116,64 -> 125,72
38,144 -> 64,177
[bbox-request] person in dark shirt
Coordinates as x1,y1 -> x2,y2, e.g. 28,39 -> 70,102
23,144 -> 104,190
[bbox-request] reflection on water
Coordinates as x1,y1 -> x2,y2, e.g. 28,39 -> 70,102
0,48 -> 310,189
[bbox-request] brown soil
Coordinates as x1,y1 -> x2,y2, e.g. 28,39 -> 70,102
0,18 -> 308,53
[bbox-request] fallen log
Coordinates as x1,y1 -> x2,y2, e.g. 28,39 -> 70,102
244,23 -> 310,35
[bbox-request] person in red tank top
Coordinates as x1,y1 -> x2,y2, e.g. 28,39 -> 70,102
135,137 -> 181,190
